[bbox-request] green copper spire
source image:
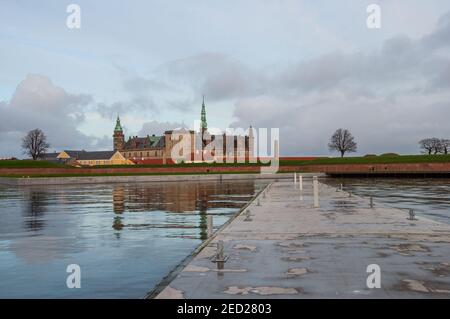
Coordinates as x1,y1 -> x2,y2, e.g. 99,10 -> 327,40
201,95 -> 207,130
114,115 -> 123,132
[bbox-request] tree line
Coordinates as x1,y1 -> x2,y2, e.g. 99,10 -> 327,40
327,129 -> 450,157
17,128 -> 450,160
418,138 -> 450,155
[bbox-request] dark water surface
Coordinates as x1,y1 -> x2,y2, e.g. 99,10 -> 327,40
324,177 -> 450,224
0,180 -> 266,298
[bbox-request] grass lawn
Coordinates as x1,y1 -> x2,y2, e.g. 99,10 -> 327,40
1,155 -> 450,170
0,160 -> 66,168
287,154 -> 450,166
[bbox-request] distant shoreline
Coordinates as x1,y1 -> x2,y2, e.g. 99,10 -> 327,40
0,172 -> 321,186
1,155 -> 450,181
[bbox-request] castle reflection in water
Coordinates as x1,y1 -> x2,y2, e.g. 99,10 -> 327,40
111,181 -> 256,239
15,180 -> 258,241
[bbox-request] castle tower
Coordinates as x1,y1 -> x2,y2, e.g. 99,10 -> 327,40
200,95 -> 209,150
248,125 -> 255,161
201,95 -> 207,133
113,116 -> 125,151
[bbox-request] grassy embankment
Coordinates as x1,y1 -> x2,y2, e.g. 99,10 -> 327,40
287,154 -> 450,166
89,154 -> 450,168
0,160 -> 65,168
1,155 -> 450,178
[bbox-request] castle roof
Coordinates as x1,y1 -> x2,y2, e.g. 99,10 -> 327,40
124,135 -> 165,150
114,116 -> 123,132
61,150 -> 116,160
76,151 -> 116,160
41,152 -> 60,159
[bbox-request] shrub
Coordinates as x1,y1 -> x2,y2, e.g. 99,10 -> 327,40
379,153 -> 399,157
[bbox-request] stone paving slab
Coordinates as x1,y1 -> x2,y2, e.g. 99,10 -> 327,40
155,179 -> 450,299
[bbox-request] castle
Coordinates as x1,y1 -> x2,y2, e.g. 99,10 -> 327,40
113,98 -> 254,164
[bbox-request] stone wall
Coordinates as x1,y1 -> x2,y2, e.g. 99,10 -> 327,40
1,162 -> 450,176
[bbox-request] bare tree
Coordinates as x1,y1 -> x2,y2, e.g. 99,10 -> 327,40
21,129 -> 50,160
440,139 -> 450,154
328,128 -> 357,157
419,138 -> 434,155
419,137 -> 441,155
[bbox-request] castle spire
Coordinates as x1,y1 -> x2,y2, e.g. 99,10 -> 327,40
114,115 -> 123,132
201,95 -> 207,131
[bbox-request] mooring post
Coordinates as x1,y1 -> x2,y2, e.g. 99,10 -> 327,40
294,172 -> 297,186
313,176 -> 319,208
217,240 -> 224,261
299,175 -> 303,191
244,209 -> 252,221
207,215 -> 213,237
340,183 -> 343,191
370,197 -> 374,208
408,209 -> 417,221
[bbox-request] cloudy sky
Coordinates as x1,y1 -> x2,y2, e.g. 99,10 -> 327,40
1,0 -> 450,157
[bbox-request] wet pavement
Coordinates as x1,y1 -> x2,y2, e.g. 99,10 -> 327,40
324,177 -> 450,224
155,179 -> 450,299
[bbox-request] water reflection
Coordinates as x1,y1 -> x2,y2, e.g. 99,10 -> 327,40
108,181 -> 255,240
24,190 -> 49,231
0,180 -> 264,298
325,177 -> 450,224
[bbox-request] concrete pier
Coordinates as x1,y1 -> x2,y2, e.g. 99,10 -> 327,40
153,179 -> 450,299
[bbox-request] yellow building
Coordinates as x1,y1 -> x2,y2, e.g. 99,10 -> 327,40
56,150 -> 134,166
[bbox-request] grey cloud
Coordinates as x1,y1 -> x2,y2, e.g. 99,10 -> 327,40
123,75 -> 170,94
96,96 -> 158,120
103,54 -> 266,117
0,74 -> 109,157
231,92 -> 450,156
150,16 -> 448,104
157,53 -> 266,101
138,120 -> 186,136
165,98 -> 195,112
421,11 -> 450,50
229,12 -> 450,156
95,72 -> 170,119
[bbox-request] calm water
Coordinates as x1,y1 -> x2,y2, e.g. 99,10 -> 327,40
0,180 -> 266,298
324,178 -> 450,224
